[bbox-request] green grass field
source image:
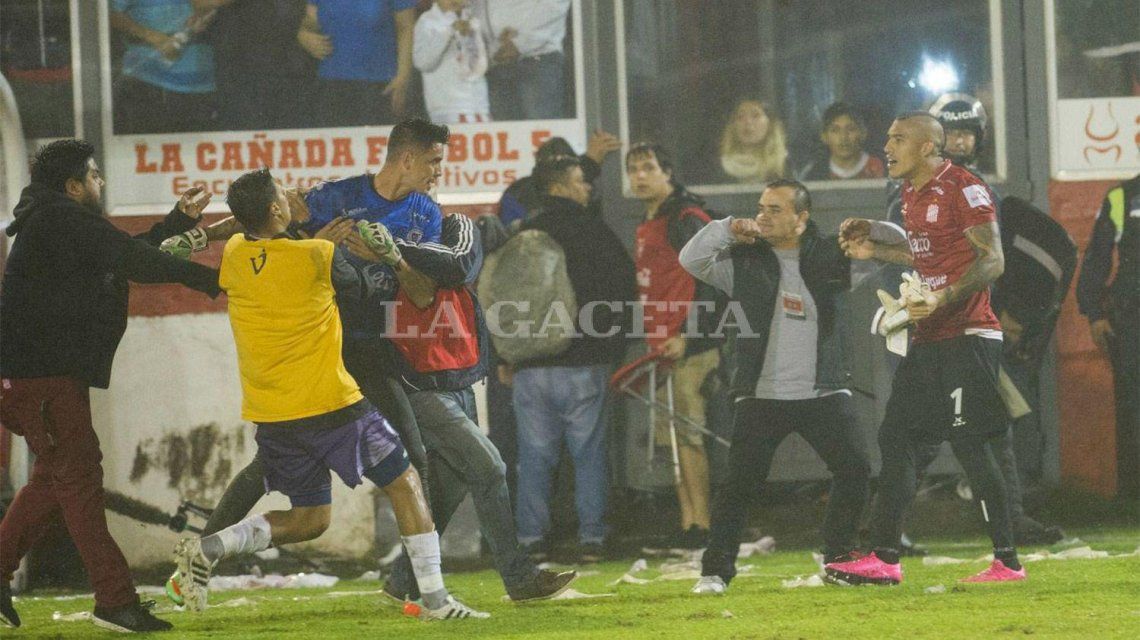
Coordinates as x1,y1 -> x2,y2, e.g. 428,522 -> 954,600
12,527 -> 1139,639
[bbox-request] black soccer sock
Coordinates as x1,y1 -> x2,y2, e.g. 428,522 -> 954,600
873,547 -> 901,564
994,547 -> 1021,571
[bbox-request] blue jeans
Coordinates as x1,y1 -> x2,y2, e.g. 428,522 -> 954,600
513,364 -> 610,545
388,388 -> 536,593
487,51 -> 567,121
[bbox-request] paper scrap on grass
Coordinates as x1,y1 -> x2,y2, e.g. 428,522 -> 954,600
924,584 -> 946,594
207,572 -> 339,592
52,611 -> 92,622
923,546 -> 1137,566
781,575 -> 825,589
501,587 -> 614,602
738,536 -> 776,558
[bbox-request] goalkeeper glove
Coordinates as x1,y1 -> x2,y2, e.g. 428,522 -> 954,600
160,227 -> 209,259
357,220 -> 403,266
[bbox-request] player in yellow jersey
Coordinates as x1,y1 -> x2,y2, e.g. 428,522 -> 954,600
171,168 -> 487,621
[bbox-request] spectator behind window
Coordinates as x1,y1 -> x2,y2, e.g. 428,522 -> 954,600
414,0 -> 490,124
798,102 -> 885,182
717,99 -> 788,184
109,0 -> 218,133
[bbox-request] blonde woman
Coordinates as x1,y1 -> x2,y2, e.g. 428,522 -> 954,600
718,99 -> 789,183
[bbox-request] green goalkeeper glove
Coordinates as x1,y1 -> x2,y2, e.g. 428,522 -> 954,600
159,228 -> 209,259
356,220 -> 403,266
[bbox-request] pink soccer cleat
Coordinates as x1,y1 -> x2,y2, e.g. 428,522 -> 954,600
824,552 -> 902,586
959,559 -> 1027,583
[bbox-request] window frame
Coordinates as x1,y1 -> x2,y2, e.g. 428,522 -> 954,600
613,0 -> 1009,198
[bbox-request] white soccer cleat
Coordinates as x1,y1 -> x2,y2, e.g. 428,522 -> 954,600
419,595 -> 490,621
173,537 -> 213,612
691,575 -> 727,595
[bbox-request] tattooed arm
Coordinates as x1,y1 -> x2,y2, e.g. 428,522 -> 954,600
907,221 -> 1004,320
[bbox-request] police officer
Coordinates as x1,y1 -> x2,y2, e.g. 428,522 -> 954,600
1077,173 -> 1140,501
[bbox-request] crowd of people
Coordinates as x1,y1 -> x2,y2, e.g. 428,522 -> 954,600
1,95 -> 1137,630
109,0 -> 575,134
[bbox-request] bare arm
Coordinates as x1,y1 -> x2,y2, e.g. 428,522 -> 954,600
937,220 -> 1004,308
110,10 -> 172,50
869,241 -> 915,266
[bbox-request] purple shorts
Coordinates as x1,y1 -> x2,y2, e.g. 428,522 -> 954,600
255,409 -> 407,507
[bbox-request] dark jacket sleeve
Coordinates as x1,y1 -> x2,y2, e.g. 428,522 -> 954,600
133,204 -> 200,246
579,155 -> 602,184
74,213 -> 221,297
1076,191 -> 1118,322
399,214 -> 483,288
330,248 -> 366,301
665,208 -> 710,254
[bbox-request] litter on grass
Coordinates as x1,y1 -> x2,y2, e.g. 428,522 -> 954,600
781,574 -> 825,589
207,572 -> 339,592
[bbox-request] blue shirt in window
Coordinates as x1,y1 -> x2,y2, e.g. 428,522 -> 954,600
312,0 -> 417,83
112,0 -> 215,93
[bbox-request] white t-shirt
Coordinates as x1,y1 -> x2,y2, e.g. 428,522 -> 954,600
414,4 -> 490,123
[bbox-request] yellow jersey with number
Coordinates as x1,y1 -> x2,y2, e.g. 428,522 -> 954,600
219,235 -> 362,422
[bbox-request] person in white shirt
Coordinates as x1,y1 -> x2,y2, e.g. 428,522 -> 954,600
414,0 -> 491,124
481,0 -> 571,120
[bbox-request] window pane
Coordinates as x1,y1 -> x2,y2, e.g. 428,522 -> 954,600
622,0 -> 999,187
1053,0 -> 1139,100
105,0 -> 578,134
0,0 -> 76,139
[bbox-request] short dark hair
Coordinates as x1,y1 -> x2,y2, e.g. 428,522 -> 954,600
30,139 -> 95,193
895,110 -> 946,152
822,102 -> 866,129
765,178 -> 812,215
227,167 -> 278,233
387,118 -> 450,157
625,142 -> 675,176
536,137 -> 576,163
533,156 -> 582,194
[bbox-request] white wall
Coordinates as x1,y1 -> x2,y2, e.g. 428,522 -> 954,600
94,313 -> 376,568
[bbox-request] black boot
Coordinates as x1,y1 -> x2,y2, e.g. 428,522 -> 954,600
1,582 -> 20,629
92,600 -> 172,633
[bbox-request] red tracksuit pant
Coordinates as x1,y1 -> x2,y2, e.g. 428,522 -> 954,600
0,376 -> 136,608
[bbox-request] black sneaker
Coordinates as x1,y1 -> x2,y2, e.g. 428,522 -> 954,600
1,582 -> 20,629
93,600 -> 172,633
507,569 -> 578,602
578,543 -> 605,564
382,577 -> 420,604
1014,517 -> 1065,545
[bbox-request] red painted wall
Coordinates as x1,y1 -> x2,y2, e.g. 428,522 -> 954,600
1048,180 -> 1119,496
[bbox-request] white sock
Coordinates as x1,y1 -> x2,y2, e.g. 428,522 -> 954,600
201,514 -> 272,563
403,530 -> 448,609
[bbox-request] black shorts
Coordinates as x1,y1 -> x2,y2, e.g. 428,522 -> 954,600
881,335 -> 1008,443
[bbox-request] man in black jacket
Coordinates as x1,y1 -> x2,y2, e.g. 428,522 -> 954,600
680,179 -> 875,594
508,156 -> 636,562
0,139 -> 220,632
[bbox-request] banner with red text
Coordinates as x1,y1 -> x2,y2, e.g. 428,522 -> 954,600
102,122 -> 586,214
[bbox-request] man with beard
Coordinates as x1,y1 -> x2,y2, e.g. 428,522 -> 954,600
0,139 -> 221,632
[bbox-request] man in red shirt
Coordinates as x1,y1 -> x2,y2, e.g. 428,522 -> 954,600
627,143 -> 722,548
826,112 -> 1025,585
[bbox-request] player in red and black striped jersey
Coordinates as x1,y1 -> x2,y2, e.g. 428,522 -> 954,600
828,112 -> 1026,585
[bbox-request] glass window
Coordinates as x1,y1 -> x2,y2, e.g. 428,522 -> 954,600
0,0 -> 76,139
618,0 -> 1003,190
1053,0 -> 1139,100
104,0 -> 579,134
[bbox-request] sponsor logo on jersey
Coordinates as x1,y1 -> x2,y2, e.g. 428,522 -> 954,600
962,184 -> 992,209
922,273 -> 948,289
407,228 -> 424,244
926,204 -> 939,222
908,233 -> 932,255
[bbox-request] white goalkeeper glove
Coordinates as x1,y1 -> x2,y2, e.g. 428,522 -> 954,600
159,227 -> 209,259
873,271 -> 933,356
